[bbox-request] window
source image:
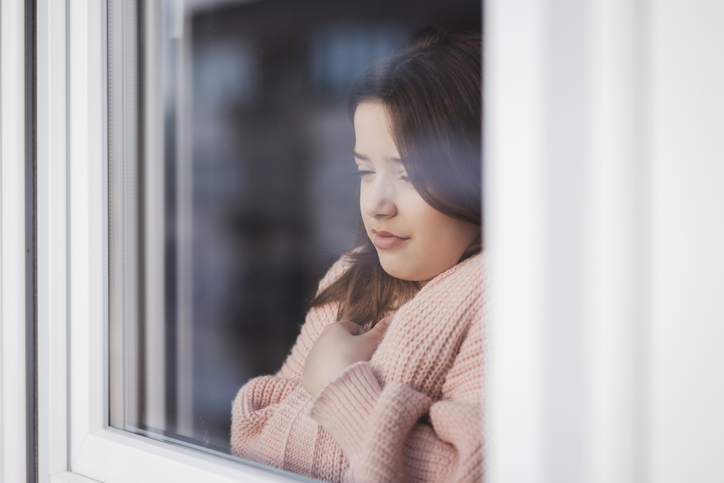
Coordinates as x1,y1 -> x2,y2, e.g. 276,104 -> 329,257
8,0 -> 722,482
107,0 -> 481,469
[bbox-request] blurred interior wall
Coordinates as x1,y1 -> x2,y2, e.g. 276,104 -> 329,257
485,0 -> 724,482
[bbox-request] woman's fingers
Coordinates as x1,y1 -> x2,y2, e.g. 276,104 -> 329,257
343,320 -> 364,335
325,318 -> 390,343
361,317 -> 390,343
326,320 -> 361,335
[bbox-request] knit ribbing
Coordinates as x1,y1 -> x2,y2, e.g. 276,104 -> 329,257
230,252 -> 486,482
306,361 -> 383,455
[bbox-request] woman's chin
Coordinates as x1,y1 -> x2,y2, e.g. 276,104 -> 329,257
378,255 -> 423,282
378,250 -> 460,283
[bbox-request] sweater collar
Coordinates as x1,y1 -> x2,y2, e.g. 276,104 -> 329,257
415,250 -> 485,298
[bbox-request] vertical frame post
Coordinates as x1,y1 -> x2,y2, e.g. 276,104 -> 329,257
1,0 -> 29,481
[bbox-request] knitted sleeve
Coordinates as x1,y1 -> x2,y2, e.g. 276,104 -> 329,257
307,312 -> 484,483
230,256 -> 351,461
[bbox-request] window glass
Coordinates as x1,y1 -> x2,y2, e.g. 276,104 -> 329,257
109,0 -> 480,464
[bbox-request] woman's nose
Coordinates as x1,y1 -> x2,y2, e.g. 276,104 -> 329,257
362,178 -> 397,219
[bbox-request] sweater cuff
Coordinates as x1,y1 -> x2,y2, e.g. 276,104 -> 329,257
307,361 -> 381,455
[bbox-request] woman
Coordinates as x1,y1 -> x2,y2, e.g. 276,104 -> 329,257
231,28 -> 484,483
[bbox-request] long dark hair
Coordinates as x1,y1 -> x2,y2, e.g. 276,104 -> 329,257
311,27 -> 482,326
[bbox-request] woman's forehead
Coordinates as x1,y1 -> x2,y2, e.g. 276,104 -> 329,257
353,102 -> 401,162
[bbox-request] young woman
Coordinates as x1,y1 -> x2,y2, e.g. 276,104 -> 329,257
231,28 -> 484,483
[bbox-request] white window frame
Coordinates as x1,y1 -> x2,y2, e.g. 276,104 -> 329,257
2,0 -> 29,481
37,1 -> 314,482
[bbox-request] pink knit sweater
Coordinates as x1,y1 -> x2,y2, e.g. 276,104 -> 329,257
231,251 -> 485,482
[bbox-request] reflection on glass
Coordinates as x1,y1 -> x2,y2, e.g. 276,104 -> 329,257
110,0 -> 481,468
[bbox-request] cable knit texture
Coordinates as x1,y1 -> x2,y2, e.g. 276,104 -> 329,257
231,252 -> 486,482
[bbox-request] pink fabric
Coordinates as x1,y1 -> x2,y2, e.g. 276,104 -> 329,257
231,252 -> 486,482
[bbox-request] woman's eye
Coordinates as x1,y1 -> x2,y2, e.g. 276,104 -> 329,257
400,174 -> 411,182
353,170 -> 374,180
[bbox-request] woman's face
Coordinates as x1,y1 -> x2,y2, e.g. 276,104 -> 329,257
353,101 -> 480,284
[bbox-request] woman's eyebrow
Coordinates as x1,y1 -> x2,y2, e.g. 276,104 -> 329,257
353,151 -> 402,163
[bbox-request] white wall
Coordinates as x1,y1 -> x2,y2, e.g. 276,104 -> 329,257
486,0 -> 724,482
649,0 -> 724,481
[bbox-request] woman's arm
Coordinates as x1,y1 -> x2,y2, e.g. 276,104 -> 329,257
307,312 -> 484,483
230,256 -> 351,462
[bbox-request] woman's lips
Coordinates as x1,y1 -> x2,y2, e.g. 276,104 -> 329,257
372,229 -> 409,249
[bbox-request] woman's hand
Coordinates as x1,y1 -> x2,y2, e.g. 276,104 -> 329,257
302,318 -> 390,398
